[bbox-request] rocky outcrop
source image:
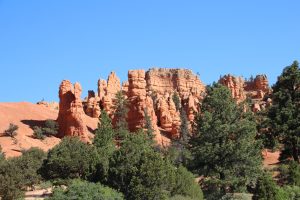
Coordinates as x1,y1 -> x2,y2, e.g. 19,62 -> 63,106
98,79 -> 107,99
219,75 -> 246,102
107,71 -> 121,97
127,70 -> 165,143
57,80 -> 88,141
146,68 -> 205,99
156,94 -> 181,138
220,74 -> 272,112
94,72 -> 121,117
122,81 -> 129,96
244,75 -> 271,99
84,90 -> 101,118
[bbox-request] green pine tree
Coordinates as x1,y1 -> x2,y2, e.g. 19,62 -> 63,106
143,108 -> 155,139
189,84 -> 262,195
93,109 -> 116,182
268,61 -> 300,162
114,91 -> 129,130
172,92 -> 181,111
168,108 -> 191,167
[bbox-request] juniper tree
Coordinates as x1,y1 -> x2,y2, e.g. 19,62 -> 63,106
268,61 -> 300,162
190,84 -> 262,195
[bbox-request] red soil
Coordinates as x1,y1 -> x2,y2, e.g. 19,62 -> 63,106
0,102 -> 98,158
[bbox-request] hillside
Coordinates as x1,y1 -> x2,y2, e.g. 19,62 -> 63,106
0,102 -> 97,157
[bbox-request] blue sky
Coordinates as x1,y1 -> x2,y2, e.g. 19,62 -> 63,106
0,0 -> 299,102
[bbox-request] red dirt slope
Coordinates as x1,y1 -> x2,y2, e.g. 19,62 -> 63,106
0,102 -> 98,158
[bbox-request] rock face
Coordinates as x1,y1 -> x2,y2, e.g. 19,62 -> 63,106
126,70 -> 164,143
219,75 -> 246,102
99,72 -> 121,116
57,80 -> 88,141
146,68 -> 205,99
84,90 -> 101,118
83,68 -> 204,140
157,95 -> 181,138
219,74 -> 272,112
60,68 -> 274,146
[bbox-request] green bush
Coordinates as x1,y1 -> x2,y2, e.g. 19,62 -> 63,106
4,123 -> 18,137
40,137 -> 100,181
32,119 -> 58,140
43,119 -> 59,136
49,179 -> 124,200
33,126 -> 46,140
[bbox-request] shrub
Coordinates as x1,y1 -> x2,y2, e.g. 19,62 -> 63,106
49,179 -> 124,200
33,126 -> 46,140
43,119 -> 58,136
32,120 -> 58,140
4,123 -> 18,137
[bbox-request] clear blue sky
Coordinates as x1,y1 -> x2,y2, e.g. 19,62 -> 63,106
0,0 -> 299,102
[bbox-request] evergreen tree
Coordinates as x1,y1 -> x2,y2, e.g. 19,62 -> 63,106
190,84 -> 262,195
168,108 -> 191,167
93,109 -> 116,182
268,61 -> 300,162
172,92 -> 181,111
114,91 -> 129,130
108,132 -> 203,200
0,147 -> 46,200
114,91 -> 130,140
143,108 -> 155,139
253,173 -> 288,200
40,137 -> 100,181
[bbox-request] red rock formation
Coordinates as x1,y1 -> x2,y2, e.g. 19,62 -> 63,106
101,72 -> 121,116
157,94 -> 181,138
146,68 -> 205,99
98,79 -> 107,99
127,70 -> 166,143
244,75 -> 271,99
219,74 -> 246,102
220,74 -> 272,112
107,71 -> 121,97
122,81 -> 129,96
57,80 -> 88,141
84,91 -> 101,118
187,94 -> 199,121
